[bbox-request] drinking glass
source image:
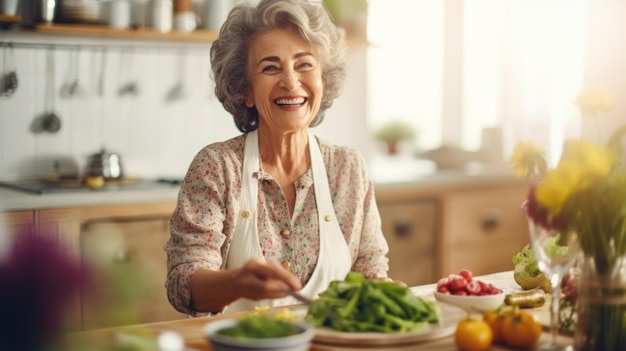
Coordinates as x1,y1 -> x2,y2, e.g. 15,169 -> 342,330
527,219 -> 578,351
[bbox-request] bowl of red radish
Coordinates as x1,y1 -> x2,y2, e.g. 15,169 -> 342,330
434,269 -> 504,313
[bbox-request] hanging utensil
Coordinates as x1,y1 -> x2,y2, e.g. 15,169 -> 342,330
60,47 -> 84,98
117,48 -> 139,97
0,43 -> 18,98
165,50 -> 187,101
43,48 -> 61,133
98,48 -> 107,96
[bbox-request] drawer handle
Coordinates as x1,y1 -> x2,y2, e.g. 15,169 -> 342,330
113,247 -> 131,263
482,215 -> 500,231
394,221 -> 412,237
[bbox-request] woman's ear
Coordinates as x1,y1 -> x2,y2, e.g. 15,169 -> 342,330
245,91 -> 254,108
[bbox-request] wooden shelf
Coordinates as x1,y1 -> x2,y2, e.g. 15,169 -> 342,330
33,23 -> 218,43
0,14 -> 21,23
0,14 -> 21,29
3,22 -> 367,48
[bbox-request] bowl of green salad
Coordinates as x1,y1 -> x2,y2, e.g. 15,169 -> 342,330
203,314 -> 314,351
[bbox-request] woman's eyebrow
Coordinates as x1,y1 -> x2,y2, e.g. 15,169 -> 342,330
256,52 -> 315,67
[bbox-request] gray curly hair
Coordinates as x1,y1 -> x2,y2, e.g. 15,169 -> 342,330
210,0 -> 349,133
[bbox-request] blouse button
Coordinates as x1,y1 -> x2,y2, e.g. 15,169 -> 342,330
324,214 -> 332,222
280,229 -> 291,237
242,210 -> 250,218
282,260 -> 292,270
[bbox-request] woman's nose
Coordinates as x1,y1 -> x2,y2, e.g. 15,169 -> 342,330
279,69 -> 301,90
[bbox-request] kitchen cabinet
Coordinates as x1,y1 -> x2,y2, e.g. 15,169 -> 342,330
2,209 -> 35,236
440,185 -> 529,276
80,216 -> 185,329
36,201 -> 187,330
377,199 -> 438,287
376,178 -> 529,282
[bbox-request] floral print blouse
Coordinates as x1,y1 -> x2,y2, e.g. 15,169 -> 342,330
165,133 -> 390,315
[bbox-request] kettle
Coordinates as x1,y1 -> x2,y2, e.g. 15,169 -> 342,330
87,148 -> 124,179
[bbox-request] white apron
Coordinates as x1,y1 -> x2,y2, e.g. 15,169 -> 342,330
223,130 -> 352,313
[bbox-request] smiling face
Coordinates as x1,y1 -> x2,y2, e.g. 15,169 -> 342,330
246,29 -> 324,135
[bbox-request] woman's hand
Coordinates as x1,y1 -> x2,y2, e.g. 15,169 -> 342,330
189,258 -> 302,313
230,258 -> 303,301
370,272 -> 407,287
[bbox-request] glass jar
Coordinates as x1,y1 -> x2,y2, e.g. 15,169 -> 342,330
574,254 -> 626,350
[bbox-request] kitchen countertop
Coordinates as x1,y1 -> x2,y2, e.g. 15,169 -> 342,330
373,168 -> 521,190
368,156 -> 523,192
0,182 -> 181,211
0,159 -> 522,212
368,155 -> 519,187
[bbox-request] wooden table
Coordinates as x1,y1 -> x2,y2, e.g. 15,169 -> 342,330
67,271 -> 575,350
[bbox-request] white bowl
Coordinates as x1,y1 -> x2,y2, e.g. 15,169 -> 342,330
203,318 -> 314,351
434,291 -> 505,313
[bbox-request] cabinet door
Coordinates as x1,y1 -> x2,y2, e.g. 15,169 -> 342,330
2,210 -> 36,236
378,199 -> 438,287
442,186 -> 528,276
80,217 -> 187,329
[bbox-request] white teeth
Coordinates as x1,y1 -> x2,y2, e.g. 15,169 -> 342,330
275,97 -> 305,105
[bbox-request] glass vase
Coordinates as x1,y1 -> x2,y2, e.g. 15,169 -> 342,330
574,254 -> 626,350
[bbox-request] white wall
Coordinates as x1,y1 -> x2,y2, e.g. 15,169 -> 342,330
0,32 -> 369,181
581,0 -> 626,143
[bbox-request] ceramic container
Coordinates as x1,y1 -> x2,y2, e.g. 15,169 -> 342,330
203,318 -> 314,351
434,291 -> 505,313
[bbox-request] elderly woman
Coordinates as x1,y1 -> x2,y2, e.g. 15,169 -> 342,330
165,0 -> 390,315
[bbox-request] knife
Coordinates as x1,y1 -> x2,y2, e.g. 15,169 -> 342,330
286,289 -> 312,305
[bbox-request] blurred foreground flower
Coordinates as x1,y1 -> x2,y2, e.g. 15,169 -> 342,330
0,228 -> 86,351
575,88 -> 614,117
510,142 -> 547,179
510,88 -> 626,348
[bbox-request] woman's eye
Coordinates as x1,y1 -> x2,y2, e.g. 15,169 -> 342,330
297,62 -> 315,71
261,65 -> 281,74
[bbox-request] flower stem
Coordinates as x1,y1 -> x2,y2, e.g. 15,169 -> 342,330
594,114 -> 602,143
549,272 -> 563,345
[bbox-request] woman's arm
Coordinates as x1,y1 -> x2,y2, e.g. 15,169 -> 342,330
165,141 -> 239,315
343,150 -> 390,278
189,258 -> 302,313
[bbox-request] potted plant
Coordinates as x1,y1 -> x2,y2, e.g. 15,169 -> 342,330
374,121 -> 416,155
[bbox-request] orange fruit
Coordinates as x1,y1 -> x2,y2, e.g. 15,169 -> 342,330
454,318 -> 493,351
501,310 -> 542,348
483,307 -> 516,342
483,309 -> 504,342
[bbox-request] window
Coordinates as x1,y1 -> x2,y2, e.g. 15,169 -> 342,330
367,0 -> 444,151
367,0 -> 586,164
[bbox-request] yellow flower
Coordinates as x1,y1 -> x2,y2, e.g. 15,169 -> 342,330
510,142 -> 547,178
576,88 -> 614,116
560,139 -> 617,183
535,162 -> 584,217
534,140 -> 617,217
